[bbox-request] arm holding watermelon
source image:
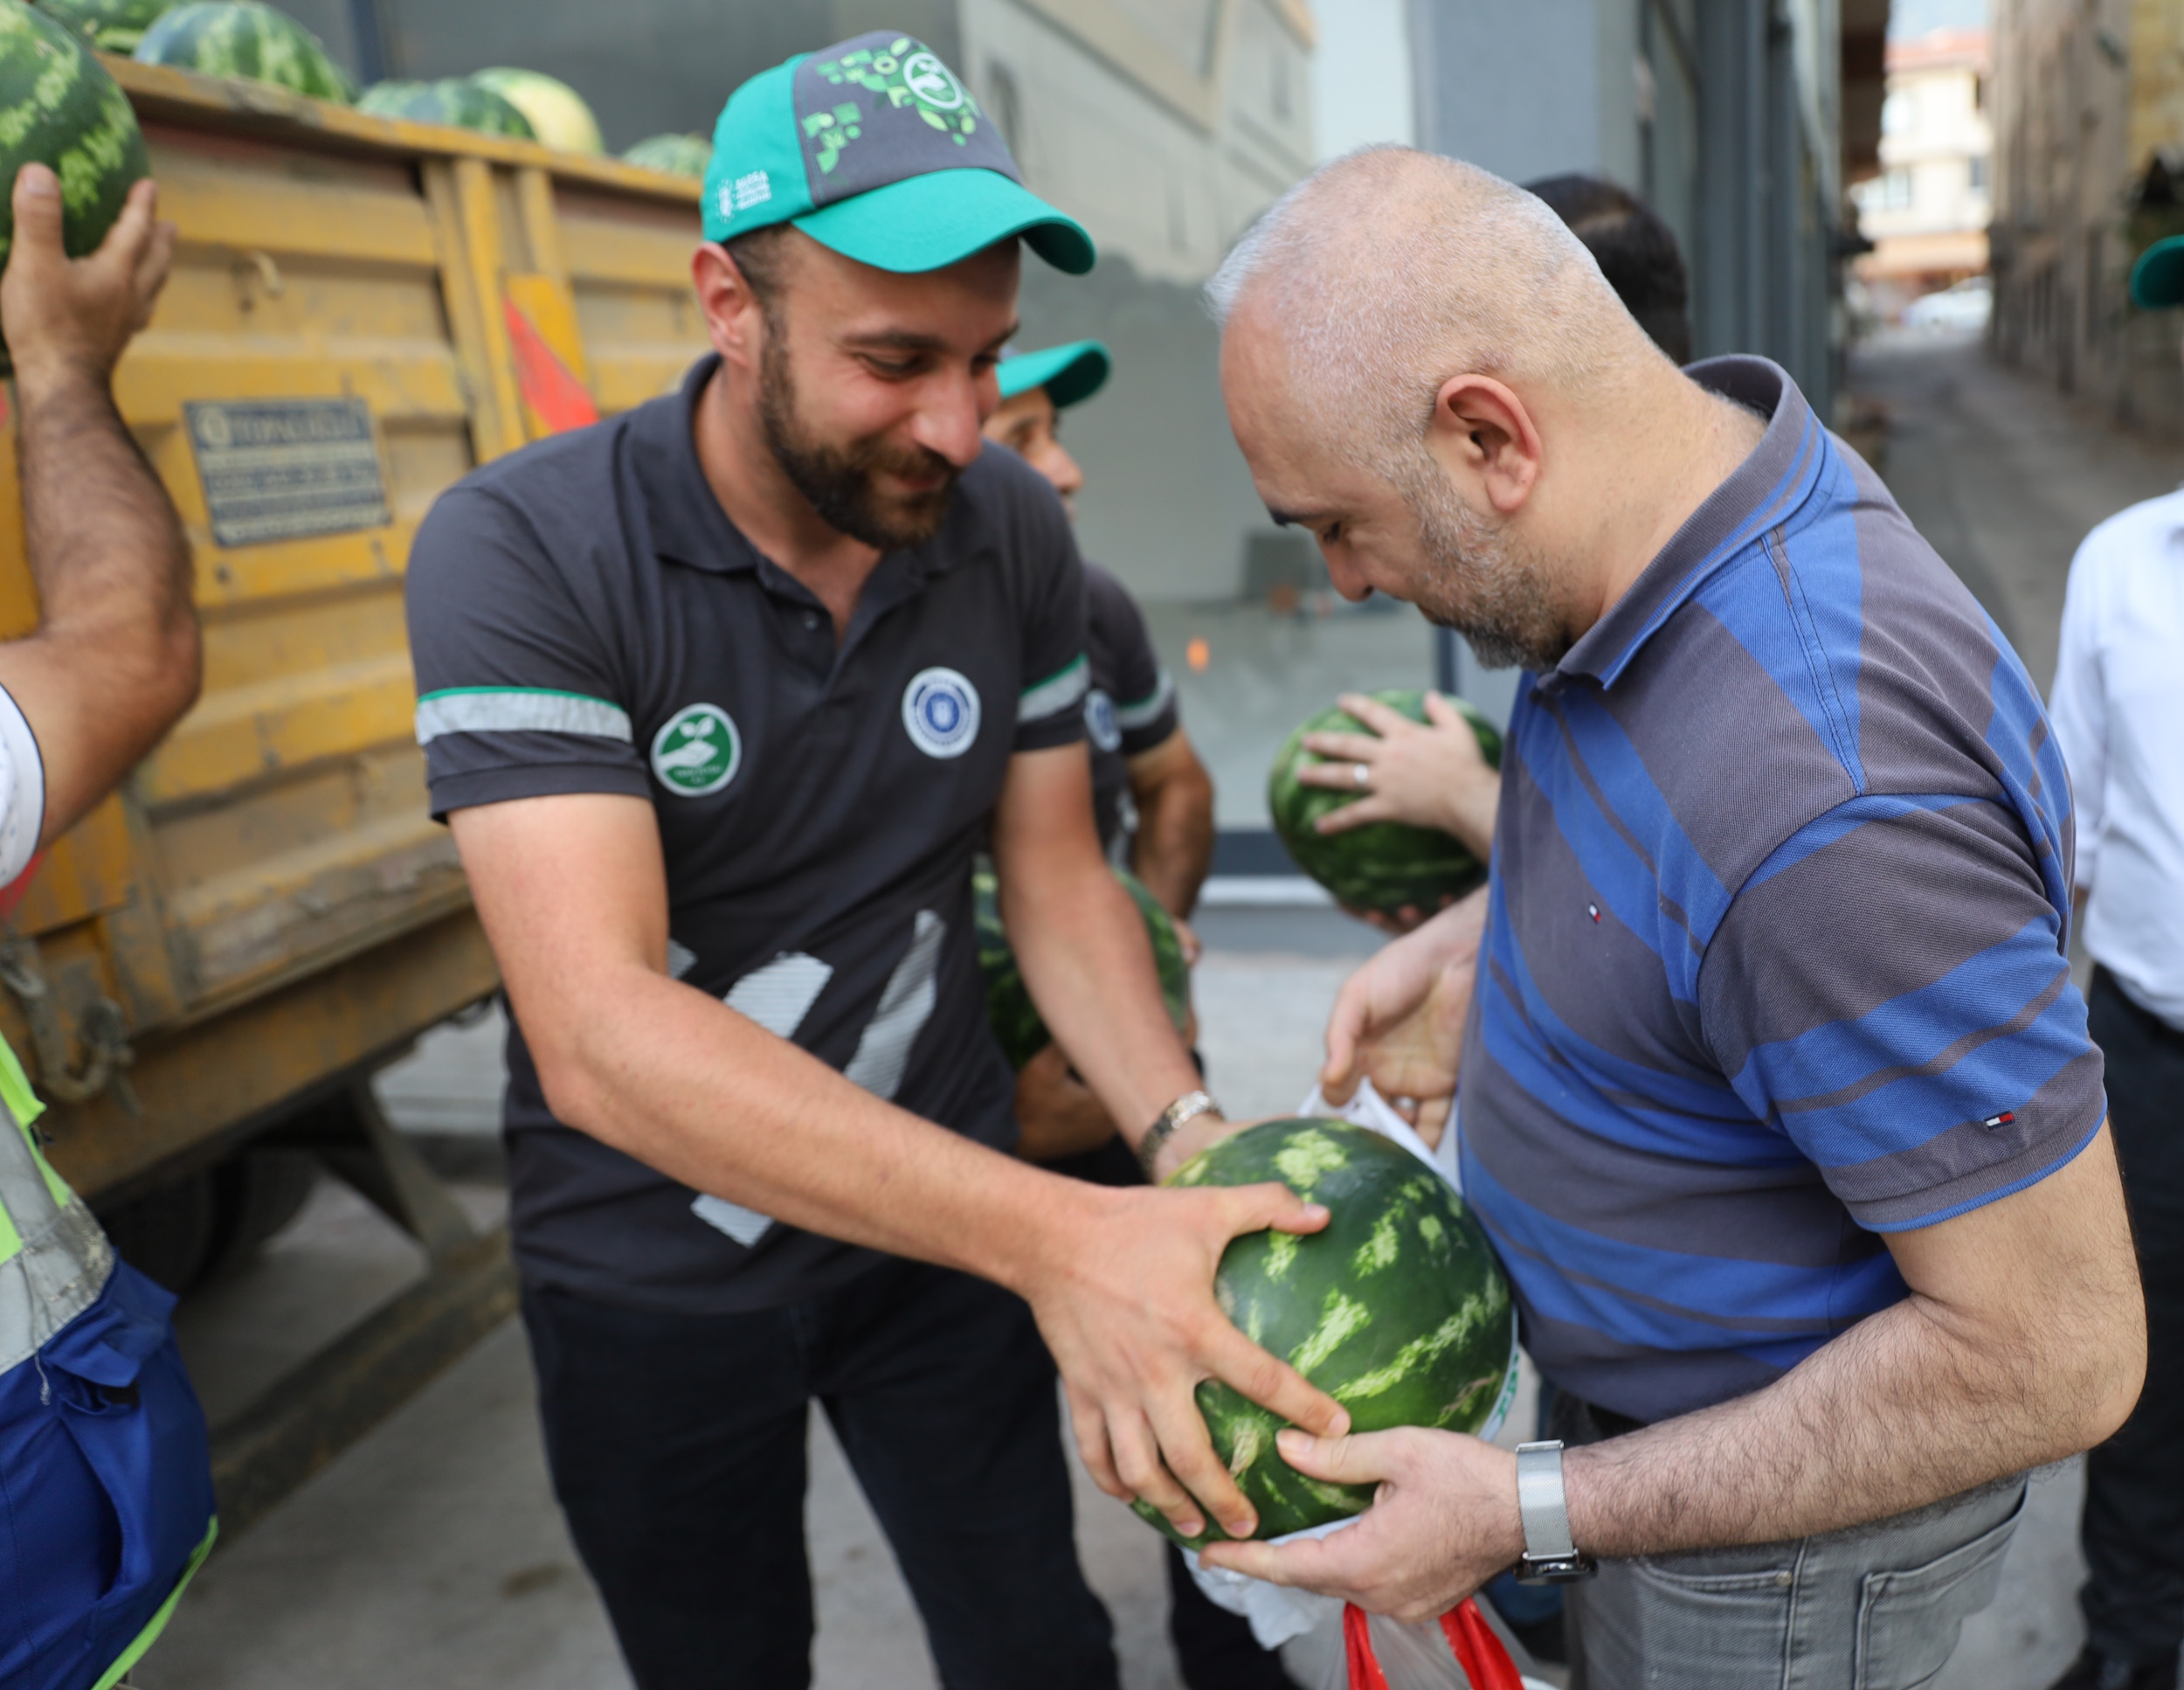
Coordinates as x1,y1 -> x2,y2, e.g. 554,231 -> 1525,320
1298,689 -> 1500,867
1317,886 -> 1487,1144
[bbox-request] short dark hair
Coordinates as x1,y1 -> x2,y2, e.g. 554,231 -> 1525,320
1524,174 -> 1692,365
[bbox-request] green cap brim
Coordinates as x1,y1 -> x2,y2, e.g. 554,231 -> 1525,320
2132,236 -> 2184,310
794,168 -> 1095,276
998,340 -> 1111,408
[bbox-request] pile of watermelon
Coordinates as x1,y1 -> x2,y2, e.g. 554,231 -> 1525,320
0,0 -> 149,364
357,77 -> 532,140
974,862 -> 1191,1070
623,132 -> 708,177
1140,1118 -> 1517,1546
1267,689 -> 1502,920
133,0 -> 354,100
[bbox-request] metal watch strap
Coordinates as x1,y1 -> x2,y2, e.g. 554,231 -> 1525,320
1137,1089 -> 1222,1178
1515,1440 -> 1596,1583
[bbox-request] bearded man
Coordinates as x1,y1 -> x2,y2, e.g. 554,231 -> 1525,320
401,35 -> 1350,1690
1196,147 -> 2146,1689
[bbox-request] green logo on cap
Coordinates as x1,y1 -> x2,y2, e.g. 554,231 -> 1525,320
805,36 -> 982,175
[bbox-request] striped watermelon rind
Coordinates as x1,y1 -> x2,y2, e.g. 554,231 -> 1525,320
1135,1119 -> 1517,1547
622,132 -> 708,177
357,77 -> 535,139
468,66 -> 600,154
33,0 -> 173,52
133,1 -> 356,102
0,1 -> 149,368
1267,689 -> 1503,918
974,861 -> 1190,1071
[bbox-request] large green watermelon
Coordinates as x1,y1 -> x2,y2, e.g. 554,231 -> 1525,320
622,132 -> 708,177
34,0 -> 174,53
357,76 -> 533,139
133,1 -> 356,102
0,1 -> 149,368
468,66 -> 600,154
1138,1119 -> 1516,1547
1267,689 -> 1502,919
974,861 -> 1190,1070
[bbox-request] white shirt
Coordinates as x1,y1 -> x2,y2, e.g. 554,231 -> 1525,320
2049,486 -> 2184,1028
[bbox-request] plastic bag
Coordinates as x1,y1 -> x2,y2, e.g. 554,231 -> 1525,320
1279,1598 -> 1543,1690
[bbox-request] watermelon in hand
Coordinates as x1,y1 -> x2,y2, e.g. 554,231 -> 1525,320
0,0 -> 149,367
1137,1118 -> 1517,1547
1268,689 -> 1502,920
358,77 -> 534,139
134,1 -> 356,101
975,861 -> 1190,1071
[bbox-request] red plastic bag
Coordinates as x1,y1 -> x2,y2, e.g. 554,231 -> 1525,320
1340,1597 -> 1525,1690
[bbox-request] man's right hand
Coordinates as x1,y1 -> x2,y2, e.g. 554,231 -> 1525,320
1321,887 -> 1488,1144
1024,1177 -> 1351,1541
2,166 -> 175,392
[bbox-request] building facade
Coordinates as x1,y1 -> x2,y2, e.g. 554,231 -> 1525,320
1990,0 -> 2184,433
1851,29 -> 1991,316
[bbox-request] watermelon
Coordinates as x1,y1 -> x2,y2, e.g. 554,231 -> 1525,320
1267,689 -> 1503,919
1137,1119 -> 1517,1547
34,0 -> 174,53
133,1 -> 356,102
357,76 -> 534,139
622,131 -> 708,177
974,861 -> 1190,1070
468,66 -> 600,154
0,1 -> 149,368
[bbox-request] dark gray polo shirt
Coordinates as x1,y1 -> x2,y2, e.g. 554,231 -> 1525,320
405,355 -> 1090,1313
1082,562 -> 1178,854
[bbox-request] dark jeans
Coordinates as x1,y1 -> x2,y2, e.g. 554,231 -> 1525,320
521,1260 -> 1116,1690
2081,966 -> 2184,1665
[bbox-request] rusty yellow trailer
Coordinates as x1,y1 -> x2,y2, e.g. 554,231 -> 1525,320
1,58 -> 714,1530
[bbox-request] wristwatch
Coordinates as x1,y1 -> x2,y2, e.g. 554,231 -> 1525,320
1514,1440 -> 1597,1584
1137,1089 -> 1224,1178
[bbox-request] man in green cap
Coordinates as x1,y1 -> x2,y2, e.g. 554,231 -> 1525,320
2035,237 -> 2184,1690
404,31 -> 1347,1690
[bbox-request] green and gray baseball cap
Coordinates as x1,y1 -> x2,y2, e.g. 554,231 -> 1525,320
998,340 -> 1111,408
702,31 -> 1095,276
2132,235 -> 2184,309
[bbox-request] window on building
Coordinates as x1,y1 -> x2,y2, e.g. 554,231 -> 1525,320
1882,89 -> 1917,134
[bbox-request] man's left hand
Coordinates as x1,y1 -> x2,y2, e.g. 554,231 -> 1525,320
1197,1427 -> 1524,1624
2,168 -> 175,391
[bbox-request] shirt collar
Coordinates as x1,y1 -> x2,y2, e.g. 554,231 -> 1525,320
632,352 -> 972,589
1555,356 -> 1831,689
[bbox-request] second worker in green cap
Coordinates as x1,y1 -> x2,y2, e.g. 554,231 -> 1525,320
404,31 -> 1349,1690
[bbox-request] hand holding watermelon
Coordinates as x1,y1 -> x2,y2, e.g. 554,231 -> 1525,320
1297,690 -> 1502,863
2,161 -> 171,387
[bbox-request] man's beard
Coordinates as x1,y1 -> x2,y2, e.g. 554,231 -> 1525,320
756,325 -> 959,551
1400,464 -> 1572,672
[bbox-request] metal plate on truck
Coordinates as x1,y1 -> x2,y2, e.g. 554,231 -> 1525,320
185,398 -> 390,547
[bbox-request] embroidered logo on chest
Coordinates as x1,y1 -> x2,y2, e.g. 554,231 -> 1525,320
902,668 -> 981,758
650,703 -> 743,796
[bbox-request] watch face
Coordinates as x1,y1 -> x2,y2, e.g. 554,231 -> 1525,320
1517,1555 -> 1599,1586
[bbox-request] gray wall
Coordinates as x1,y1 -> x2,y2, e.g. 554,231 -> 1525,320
1407,0 -> 1601,185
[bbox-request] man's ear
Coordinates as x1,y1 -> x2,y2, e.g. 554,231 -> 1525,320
691,241 -> 766,373
1423,374 -> 1543,516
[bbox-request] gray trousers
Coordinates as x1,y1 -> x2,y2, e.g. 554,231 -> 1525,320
1556,1399 -> 2025,1690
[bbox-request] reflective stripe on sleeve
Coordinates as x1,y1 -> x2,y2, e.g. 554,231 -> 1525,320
1018,655 -> 1090,724
415,688 -> 634,745
1113,669 -> 1176,731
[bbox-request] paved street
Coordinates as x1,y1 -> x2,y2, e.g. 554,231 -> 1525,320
134,331 -> 2172,1689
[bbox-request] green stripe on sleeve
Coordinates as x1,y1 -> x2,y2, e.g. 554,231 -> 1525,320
415,688 -> 633,745
1017,655 -> 1089,724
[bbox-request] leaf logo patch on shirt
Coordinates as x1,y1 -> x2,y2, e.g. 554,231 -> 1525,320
650,703 -> 743,796
902,668 -> 981,759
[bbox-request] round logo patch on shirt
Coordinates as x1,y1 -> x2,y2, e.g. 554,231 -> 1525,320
650,703 -> 743,796
1084,689 -> 1122,753
902,668 -> 981,759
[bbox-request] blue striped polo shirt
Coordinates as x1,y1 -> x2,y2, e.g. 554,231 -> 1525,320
1458,356 -> 2104,1423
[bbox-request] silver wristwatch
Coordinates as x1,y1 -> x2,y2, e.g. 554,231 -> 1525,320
1514,1440 -> 1597,1583
1137,1089 -> 1224,1178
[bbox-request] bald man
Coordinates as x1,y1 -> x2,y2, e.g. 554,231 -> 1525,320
1196,147 -> 2143,1689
